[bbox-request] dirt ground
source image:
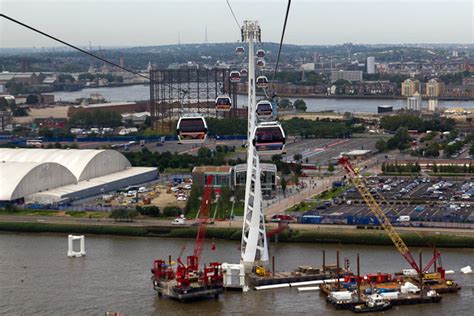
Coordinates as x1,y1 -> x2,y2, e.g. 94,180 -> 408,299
150,185 -> 186,209
14,106 -> 70,124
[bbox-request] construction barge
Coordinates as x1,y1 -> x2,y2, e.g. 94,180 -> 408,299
250,264 -> 350,286
325,291 -> 442,310
151,255 -> 224,302
319,268 -> 459,311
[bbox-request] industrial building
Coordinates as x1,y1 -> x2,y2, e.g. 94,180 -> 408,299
192,164 -> 277,198
234,163 -> 277,198
0,148 -> 157,204
192,166 -> 234,193
330,70 -> 363,82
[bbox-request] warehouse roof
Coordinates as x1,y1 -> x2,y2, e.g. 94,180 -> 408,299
27,167 -> 156,203
0,148 -> 131,182
0,161 -> 76,201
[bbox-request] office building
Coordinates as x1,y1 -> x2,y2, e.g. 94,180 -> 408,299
426,78 -> 444,97
401,78 -> 420,97
407,92 -> 421,111
330,70 -> 363,82
367,57 -> 375,74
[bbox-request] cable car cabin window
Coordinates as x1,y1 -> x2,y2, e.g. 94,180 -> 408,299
257,103 -> 272,115
254,126 -> 285,153
216,98 -> 231,105
179,119 -> 206,133
255,127 -> 284,143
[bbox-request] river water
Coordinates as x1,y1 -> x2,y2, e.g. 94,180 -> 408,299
0,232 -> 473,315
52,85 -> 474,114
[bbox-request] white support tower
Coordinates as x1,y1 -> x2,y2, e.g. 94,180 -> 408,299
67,235 -> 86,257
240,20 -> 269,268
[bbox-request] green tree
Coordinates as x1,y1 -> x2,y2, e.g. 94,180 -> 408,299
38,127 -> 53,138
469,144 -> 474,156
294,99 -> 307,112
110,209 -> 137,222
279,98 -> 293,110
26,94 -> 39,105
375,139 -> 388,153
185,184 -> 203,214
217,186 -> 231,218
58,74 -> 75,83
328,164 -> 335,172
293,153 -> 303,162
163,206 -> 182,217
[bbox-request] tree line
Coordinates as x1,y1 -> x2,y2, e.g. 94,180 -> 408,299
123,146 -> 238,172
380,114 -> 455,133
381,162 -> 421,174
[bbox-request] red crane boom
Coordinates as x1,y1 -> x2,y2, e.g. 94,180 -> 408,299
189,174 -> 214,271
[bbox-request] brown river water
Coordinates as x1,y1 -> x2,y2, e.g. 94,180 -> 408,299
1,233 -> 473,315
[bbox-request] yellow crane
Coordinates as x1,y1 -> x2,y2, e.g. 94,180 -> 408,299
338,157 -> 440,274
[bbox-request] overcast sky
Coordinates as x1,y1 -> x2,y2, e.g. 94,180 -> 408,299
1,0 -> 473,48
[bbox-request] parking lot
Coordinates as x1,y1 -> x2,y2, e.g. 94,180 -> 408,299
282,137 -> 378,164
299,176 -> 474,224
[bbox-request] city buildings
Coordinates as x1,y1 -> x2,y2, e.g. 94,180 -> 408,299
330,70 -> 363,82
367,56 -> 375,74
428,98 -> 438,112
0,111 -> 13,131
407,92 -> 421,111
401,78 -> 420,97
426,78 -> 444,97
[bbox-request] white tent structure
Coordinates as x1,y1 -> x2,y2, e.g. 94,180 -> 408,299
0,149 -> 131,181
0,149 -> 156,203
0,161 -> 76,201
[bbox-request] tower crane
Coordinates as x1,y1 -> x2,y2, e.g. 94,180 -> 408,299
338,156 -> 440,274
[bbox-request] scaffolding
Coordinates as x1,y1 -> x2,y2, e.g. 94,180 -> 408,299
149,68 -> 239,133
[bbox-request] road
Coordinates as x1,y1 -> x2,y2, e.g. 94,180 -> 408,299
0,214 -> 473,236
264,153 -> 386,216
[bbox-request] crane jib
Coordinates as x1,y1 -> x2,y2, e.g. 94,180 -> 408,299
340,156 -> 425,273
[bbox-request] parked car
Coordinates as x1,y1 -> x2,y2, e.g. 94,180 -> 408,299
171,218 -> 185,225
270,214 -> 296,223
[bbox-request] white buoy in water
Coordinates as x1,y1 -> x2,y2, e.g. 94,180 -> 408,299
67,235 -> 86,257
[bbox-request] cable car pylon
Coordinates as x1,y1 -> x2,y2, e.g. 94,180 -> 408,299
240,20 -> 269,269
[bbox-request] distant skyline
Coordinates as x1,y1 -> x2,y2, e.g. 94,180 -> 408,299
1,0 -> 473,48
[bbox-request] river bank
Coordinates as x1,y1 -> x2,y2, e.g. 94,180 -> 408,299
1,221 -> 474,248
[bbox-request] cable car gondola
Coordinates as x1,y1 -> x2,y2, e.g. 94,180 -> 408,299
240,68 -> 248,76
256,49 -> 265,58
176,115 -> 208,144
252,121 -> 286,155
256,100 -> 273,120
235,46 -> 245,56
256,59 -> 265,67
215,95 -> 232,112
256,76 -> 269,89
229,71 -> 241,83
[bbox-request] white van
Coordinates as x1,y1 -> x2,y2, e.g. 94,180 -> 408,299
397,215 -> 411,222
171,218 -> 185,225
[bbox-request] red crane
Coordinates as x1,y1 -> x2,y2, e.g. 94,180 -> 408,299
339,156 -> 440,274
187,175 -> 214,271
